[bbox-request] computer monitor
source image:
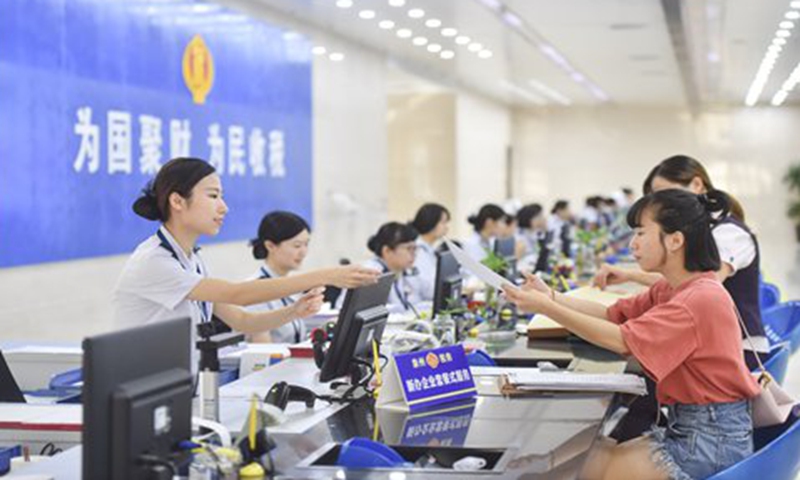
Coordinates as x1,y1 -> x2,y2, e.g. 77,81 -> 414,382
319,273 -> 394,383
494,236 -> 518,280
83,318 -> 193,480
432,251 -> 463,318
0,351 -> 25,403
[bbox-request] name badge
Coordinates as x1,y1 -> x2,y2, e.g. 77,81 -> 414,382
377,345 -> 476,412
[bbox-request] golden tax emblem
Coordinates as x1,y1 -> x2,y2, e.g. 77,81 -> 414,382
182,35 -> 214,105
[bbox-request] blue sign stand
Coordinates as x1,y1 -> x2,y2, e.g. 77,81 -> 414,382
377,345 -> 477,412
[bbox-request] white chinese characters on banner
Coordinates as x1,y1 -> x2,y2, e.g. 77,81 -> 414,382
73,107 -> 100,174
71,107 -> 287,179
107,110 -> 132,175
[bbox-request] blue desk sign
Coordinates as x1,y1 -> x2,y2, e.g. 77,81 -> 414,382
376,345 -> 477,412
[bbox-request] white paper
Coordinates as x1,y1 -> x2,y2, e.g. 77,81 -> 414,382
505,371 -> 647,396
445,239 -> 513,290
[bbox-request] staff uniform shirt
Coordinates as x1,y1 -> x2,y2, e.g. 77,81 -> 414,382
338,258 -> 422,313
411,238 -> 437,302
113,226 -> 212,365
246,265 -> 305,344
462,232 -> 493,263
606,272 -> 760,405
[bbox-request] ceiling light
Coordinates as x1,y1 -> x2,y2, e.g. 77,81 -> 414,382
478,49 -> 493,59
388,0 -> 405,6
335,0 -> 353,9
358,10 -> 376,19
412,36 -> 428,46
787,10 -> 800,19
379,20 -> 395,29
396,28 -> 412,38
792,0 -> 800,7
772,89 -> 789,106
441,27 -> 458,37
528,79 -> 572,105
329,52 -> 345,61
455,35 -> 471,45
468,42 -> 483,52
440,50 -> 455,59
311,46 -> 327,55
427,43 -> 442,53
775,37 -> 788,45
408,9 -> 425,19
777,29 -> 792,37
425,18 -> 442,28
780,20 -> 795,29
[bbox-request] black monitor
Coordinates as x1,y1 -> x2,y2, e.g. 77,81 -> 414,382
432,251 -> 463,318
494,236 -> 518,280
319,273 -> 394,383
0,351 -> 25,403
83,318 -> 193,480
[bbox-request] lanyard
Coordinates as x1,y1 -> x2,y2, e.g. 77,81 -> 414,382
375,258 -> 413,312
156,229 -> 210,324
259,266 -> 300,343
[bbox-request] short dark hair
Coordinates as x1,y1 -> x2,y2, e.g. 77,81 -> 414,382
551,200 -> 569,215
467,204 -> 505,232
517,203 -> 543,229
627,189 -> 730,272
250,211 -> 311,260
412,203 -> 450,235
133,157 -> 216,222
368,222 -> 418,257
642,154 -> 746,223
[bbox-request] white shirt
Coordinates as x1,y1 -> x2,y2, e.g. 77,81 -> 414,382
246,265 -> 305,344
113,226 -> 212,367
713,223 -> 756,273
411,238 -> 438,302
338,258 -> 423,314
462,232 -> 493,263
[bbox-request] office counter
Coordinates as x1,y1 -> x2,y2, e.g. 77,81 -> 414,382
14,336 -> 633,479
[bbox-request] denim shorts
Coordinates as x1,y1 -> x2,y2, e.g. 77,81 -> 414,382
647,400 -> 753,480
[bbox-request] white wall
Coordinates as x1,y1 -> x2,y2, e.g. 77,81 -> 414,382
453,92 -> 512,239
0,42 -> 389,342
511,106 -> 800,295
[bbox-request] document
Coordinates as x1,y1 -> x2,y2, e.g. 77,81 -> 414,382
445,239 -> 513,290
502,370 -> 647,396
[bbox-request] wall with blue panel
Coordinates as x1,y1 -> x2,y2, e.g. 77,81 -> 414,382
0,0 -> 313,267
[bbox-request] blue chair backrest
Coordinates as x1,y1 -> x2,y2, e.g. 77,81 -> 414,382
760,283 -> 781,311
758,343 -> 790,385
706,409 -> 800,480
466,350 -> 496,367
762,302 -> 800,352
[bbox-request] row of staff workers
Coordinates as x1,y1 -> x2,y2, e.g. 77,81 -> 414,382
111,154 -> 771,480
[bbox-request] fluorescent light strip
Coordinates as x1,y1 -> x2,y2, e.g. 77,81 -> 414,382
771,61 -> 800,105
528,79 -> 572,105
473,0 -> 608,102
500,80 -> 547,105
745,4 -> 800,106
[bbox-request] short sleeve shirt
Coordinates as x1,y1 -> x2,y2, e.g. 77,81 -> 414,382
713,223 -> 756,273
607,272 -> 760,405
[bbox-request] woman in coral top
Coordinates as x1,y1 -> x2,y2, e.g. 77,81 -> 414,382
504,189 -> 760,480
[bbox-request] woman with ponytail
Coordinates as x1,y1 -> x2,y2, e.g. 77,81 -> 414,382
504,190 -> 759,479
353,221 -> 422,313
463,203 -> 505,263
114,158 -> 378,358
247,211 -> 312,344
595,155 -> 768,368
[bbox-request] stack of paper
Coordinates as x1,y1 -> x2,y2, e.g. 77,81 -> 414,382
528,286 -> 632,339
502,370 -> 647,396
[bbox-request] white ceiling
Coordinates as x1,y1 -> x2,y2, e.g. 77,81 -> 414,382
213,0 -> 799,109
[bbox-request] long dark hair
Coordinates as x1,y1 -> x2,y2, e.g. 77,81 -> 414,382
517,203 -> 543,230
412,203 -> 450,235
467,204 -> 505,232
250,211 -> 310,260
642,154 -> 745,222
132,157 -> 216,222
367,222 -> 418,257
627,189 -> 730,272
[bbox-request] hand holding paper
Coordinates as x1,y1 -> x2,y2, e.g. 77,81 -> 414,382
444,239 -> 514,290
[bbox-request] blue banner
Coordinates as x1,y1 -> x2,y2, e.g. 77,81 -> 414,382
394,345 -> 477,411
0,0 -> 313,267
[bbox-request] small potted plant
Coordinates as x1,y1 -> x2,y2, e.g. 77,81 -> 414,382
784,163 -> 800,242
